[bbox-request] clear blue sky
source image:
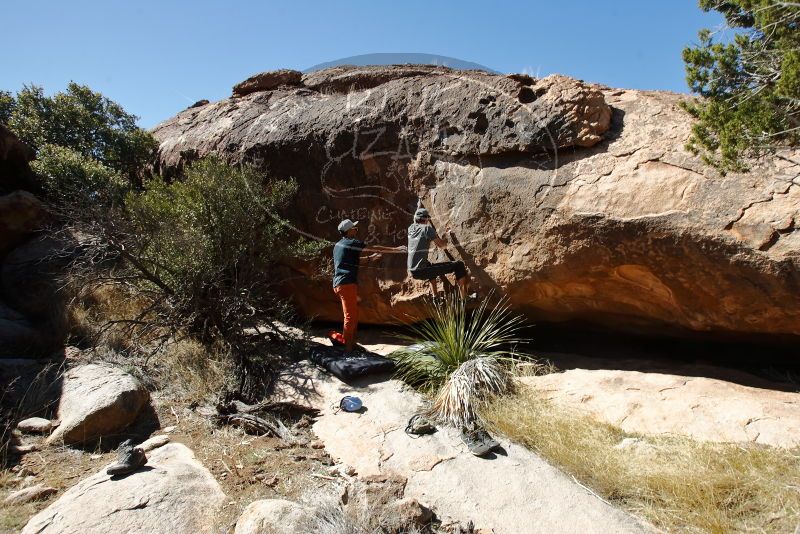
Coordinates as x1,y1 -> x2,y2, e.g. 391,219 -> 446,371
2,1 -> 722,128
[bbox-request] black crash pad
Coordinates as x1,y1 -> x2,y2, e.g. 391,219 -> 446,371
310,346 -> 396,380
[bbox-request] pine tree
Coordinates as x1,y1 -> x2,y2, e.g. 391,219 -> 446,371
683,0 -> 800,172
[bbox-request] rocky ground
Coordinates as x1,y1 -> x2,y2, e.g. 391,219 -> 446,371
4,329 -> 798,533
1,363 -> 344,533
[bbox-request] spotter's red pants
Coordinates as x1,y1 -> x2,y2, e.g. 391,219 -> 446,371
333,283 -> 358,348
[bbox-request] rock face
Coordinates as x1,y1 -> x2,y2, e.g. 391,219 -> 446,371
234,499 -> 312,534
0,125 -> 64,357
22,443 -> 226,534
47,364 -> 150,445
232,69 -> 303,96
0,123 -> 36,194
152,65 -> 800,340
1,235 -> 72,320
521,369 -> 800,448
0,190 -> 47,255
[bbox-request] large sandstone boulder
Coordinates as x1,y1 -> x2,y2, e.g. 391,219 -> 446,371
521,369 -> 800,448
47,363 -> 150,445
152,65 -> 800,340
22,443 -> 226,534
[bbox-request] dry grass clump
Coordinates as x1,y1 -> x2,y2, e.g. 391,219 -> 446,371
67,283 -> 156,352
432,357 -> 513,427
483,386 -> 800,533
155,339 -> 233,404
300,486 -> 426,534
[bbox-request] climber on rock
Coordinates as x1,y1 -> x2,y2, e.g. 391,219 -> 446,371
331,218 -> 406,353
407,208 -> 473,299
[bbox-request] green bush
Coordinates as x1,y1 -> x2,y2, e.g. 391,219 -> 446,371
3,83 -> 155,211
5,83 -> 156,179
30,144 -> 128,208
122,157 -> 321,342
0,91 -> 13,124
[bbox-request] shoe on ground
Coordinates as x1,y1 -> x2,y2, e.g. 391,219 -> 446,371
107,439 -> 148,476
460,425 -> 500,457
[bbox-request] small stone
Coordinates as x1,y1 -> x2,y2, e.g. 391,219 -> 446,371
254,473 -> 278,486
16,467 -> 35,477
17,417 -> 52,434
162,426 -> 176,433
326,464 -> 352,476
10,443 -> 38,454
138,434 -> 170,452
385,498 -> 434,528
90,454 -> 102,460
309,440 -> 324,449
292,417 -> 311,430
614,437 -> 642,450
4,484 -> 57,505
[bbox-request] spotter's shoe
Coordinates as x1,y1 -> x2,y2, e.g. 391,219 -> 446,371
460,425 -> 500,457
107,439 -> 147,476
327,330 -> 346,347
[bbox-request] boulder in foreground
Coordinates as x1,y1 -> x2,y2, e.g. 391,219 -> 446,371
234,499 -> 312,534
47,364 -> 150,446
22,443 -> 226,534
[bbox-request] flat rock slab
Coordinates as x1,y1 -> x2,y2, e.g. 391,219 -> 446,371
22,443 -> 226,534
299,360 -> 649,533
522,369 -> 800,448
47,363 -> 150,445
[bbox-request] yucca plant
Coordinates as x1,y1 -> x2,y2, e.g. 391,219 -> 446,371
432,356 -> 514,427
391,294 -> 527,425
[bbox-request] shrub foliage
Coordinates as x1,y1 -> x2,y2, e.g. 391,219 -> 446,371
119,157 -> 320,343
683,0 -> 800,171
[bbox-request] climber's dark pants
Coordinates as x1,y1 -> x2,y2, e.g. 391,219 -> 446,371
409,261 -> 467,281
